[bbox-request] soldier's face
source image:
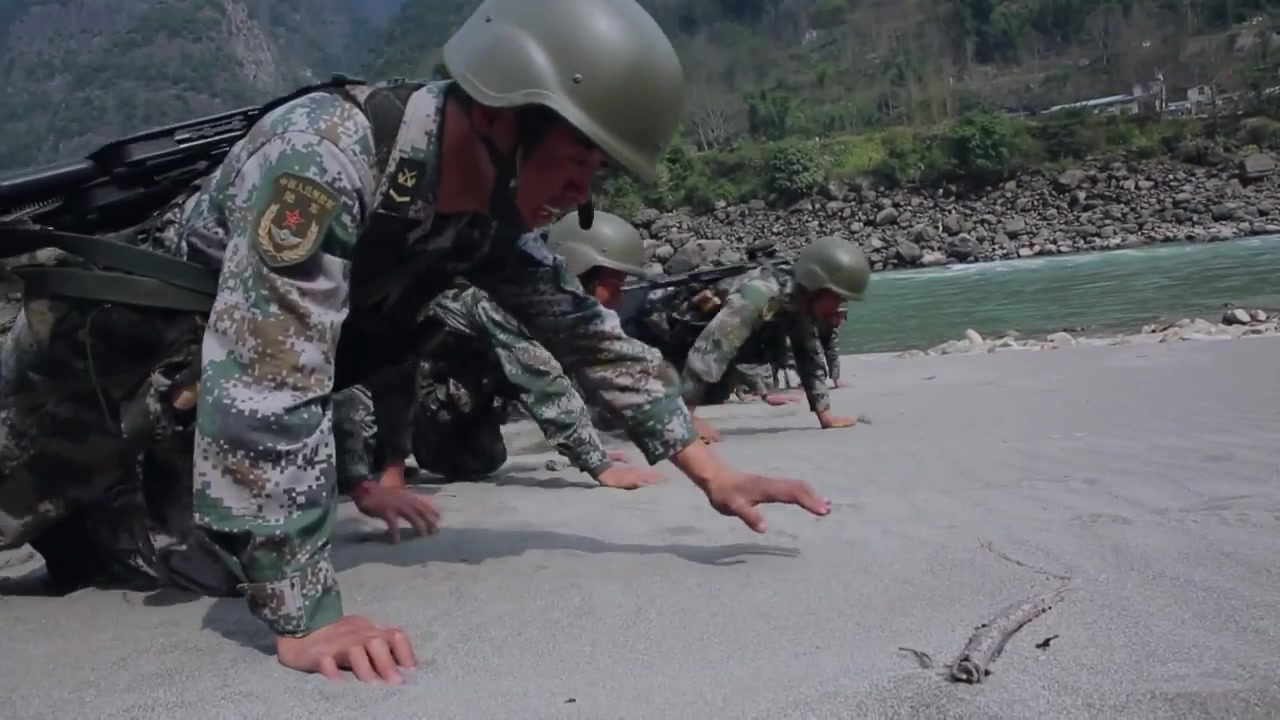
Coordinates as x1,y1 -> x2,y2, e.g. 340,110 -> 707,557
515,121 -> 606,227
587,268 -> 627,309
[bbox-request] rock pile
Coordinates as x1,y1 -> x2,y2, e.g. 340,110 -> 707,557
633,155 -> 1280,275
895,309 -> 1278,358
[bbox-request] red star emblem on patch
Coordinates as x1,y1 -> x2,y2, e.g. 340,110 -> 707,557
283,209 -> 303,229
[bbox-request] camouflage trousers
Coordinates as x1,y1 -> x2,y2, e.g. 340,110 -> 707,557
0,229 -> 236,594
333,376 -> 509,487
412,375 -> 509,480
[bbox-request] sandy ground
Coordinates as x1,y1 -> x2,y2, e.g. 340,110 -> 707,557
2,336 -> 1280,719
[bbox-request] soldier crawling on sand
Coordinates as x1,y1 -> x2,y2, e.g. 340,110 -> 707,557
627,235 -> 868,441
0,0 -> 833,683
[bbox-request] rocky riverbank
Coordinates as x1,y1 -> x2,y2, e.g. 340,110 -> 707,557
897,307 -> 1278,358
634,154 -> 1280,275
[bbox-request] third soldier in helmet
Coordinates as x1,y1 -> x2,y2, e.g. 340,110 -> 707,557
678,235 -> 869,439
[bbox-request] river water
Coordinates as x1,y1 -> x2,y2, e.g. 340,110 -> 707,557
840,235 -> 1280,354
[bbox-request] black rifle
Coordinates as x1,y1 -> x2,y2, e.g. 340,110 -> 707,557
0,73 -> 367,312
615,257 -> 792,337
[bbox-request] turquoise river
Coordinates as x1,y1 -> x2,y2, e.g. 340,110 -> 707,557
839,235 -> 1280,354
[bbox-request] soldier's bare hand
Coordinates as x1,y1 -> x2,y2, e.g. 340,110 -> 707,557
762,393 -> 799,406
703,472 -> 831,533
607,449 -> 635,464
596,465 -> 666,490
276,615 -> 418,683
817,411 -> 857,429
353,483 -> 440,543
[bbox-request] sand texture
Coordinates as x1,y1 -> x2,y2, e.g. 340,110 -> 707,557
2,336 -> 1279,719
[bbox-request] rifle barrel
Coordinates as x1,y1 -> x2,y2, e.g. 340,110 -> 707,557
0,159 -> 98,210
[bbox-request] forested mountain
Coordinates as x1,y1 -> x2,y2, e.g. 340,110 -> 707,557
1,0 -> 1276,172
0,0 -> 394,169
365,0 -> 1278,147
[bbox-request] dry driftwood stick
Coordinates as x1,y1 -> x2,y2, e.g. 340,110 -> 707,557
897,646 -> 934,669
949,582 -> 1070,684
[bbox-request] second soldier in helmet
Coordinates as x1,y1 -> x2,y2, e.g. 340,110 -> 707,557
343,224 -> 870,490
336,210 -> 667,493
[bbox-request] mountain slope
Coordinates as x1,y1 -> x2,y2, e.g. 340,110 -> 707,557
1,0 -> 1274,173
364,0 -> 1276,141
0,0 -> 380,170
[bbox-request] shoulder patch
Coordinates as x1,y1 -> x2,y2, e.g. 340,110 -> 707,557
253,172 -> 342,268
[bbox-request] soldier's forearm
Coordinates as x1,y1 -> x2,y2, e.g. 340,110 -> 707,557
193,387 -> 345,637
476,255 -> 698,465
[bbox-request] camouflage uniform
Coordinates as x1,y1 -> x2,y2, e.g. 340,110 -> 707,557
181,81 -> 695,636
0,206 -> 234,595
333,283 -> 622,483
413,285 -> 619,478
678,265 -> 833,414
774,320 -> 839,387
632,279 -> 797,405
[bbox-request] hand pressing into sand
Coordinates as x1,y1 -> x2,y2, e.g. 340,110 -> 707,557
817,410 -> 856,429
762,392 -> 799,406
596,464 -> 666,489
276,615 -> 418,683
352,480 -> 440,543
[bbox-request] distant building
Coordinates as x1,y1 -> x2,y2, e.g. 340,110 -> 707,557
1041,79 -> 1166,117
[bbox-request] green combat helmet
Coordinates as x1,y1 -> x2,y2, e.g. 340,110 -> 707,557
792,236 -> 871,301
546,210 -> 648,278
442,0 -> 685,185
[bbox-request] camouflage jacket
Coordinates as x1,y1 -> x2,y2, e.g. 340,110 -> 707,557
678,265 -> 832,413
419,284 -> 614,477
180,80 -> 697,637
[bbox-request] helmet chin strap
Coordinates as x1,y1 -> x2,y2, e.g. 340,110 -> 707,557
463,97 -> 596,233
475,133 -> 529,233
577,199 -> 594,230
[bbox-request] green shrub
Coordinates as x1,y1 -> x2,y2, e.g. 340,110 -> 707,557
767,141 -> 824,200
593,102 -> 1245,213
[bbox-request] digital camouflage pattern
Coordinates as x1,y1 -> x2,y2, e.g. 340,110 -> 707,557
331,386 -> 380,492
417,286 -> 613,477
681,265 -> 832,414
631,282 -> 787,403
0,201 -> 221,591
180,80 -> 695,636
412,368 -> 512,479
329,285 -> 619,485
774,320 -> 840,384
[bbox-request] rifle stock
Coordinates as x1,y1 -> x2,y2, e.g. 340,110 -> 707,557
0,73 -> 366,234
0,73 -> 368,313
